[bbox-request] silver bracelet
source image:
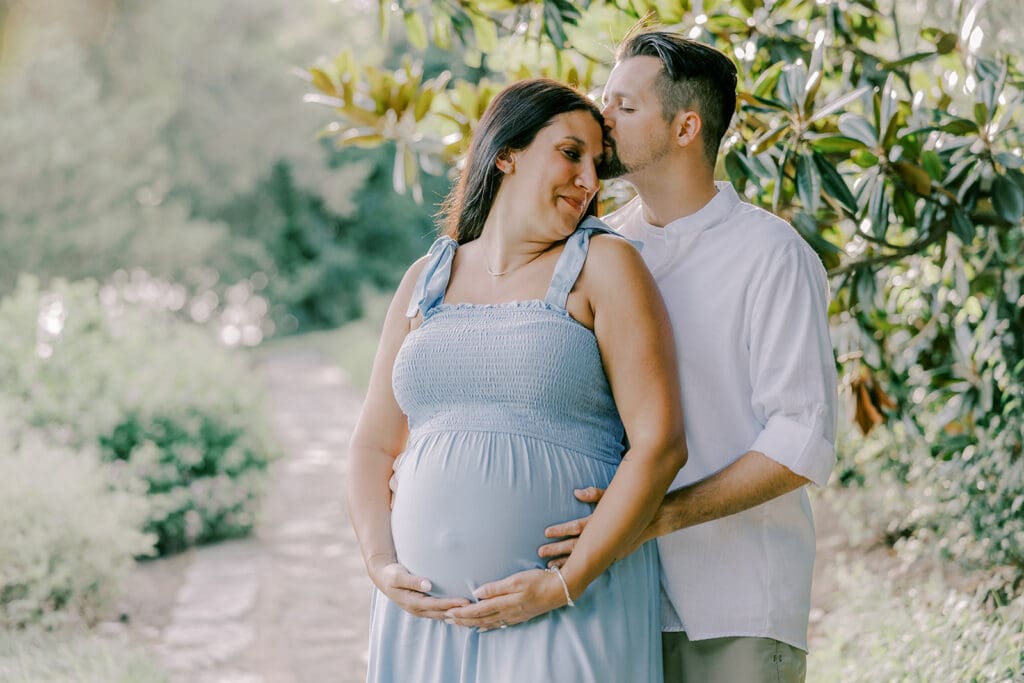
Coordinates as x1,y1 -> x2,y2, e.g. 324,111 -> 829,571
546,566 -> 575,607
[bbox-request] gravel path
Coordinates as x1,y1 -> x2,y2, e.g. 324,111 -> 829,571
138,350 -> 372,683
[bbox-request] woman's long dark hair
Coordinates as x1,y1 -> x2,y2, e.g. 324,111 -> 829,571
438,78 -> 603,243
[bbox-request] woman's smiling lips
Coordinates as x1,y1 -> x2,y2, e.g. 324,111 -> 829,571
559,195 -> 585,214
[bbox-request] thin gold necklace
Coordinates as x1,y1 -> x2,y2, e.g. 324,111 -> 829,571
486,250 -> 545,277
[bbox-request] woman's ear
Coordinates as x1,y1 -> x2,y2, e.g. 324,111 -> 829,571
673,110 -> 703,151
496,149 -> 516,174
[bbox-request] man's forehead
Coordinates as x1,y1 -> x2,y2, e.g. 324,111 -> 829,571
603,56 -> 662,99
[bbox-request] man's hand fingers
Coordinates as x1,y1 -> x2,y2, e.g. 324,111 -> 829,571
574,486 -> 605,504
545,556 -> 567,569
543,516 -> 589,539
537,538 -> 576,559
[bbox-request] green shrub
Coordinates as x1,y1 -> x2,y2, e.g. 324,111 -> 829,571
809,561 -> 1024,681
833,350 -> 1024,588
0,428 -> 153,629
0,276 -> 278,554
0,628 -> 168,683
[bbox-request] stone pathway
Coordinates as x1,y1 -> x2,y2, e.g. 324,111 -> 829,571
148,350 -> 372,683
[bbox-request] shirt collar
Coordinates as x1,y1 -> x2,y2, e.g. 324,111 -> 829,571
659,180 -> 740,235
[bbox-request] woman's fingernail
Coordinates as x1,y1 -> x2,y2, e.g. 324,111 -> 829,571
445,618 -> 455,625
419,580 -> 431,591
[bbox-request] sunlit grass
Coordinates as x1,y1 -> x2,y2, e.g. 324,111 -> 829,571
0,629 -> 168,683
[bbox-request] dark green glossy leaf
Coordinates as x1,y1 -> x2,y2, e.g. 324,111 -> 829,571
853,267 -> 877,310
750,121 -> 792,154
792,212 -> 843,257
724,150 -> 749,184
992,175 -> 1024,224
893,188 -> 918,228
884,51 -> 937,69
748,152 -> 776,180
922,150 -> 944,180
852,149 -> 880,168
1007,168 -> 1024,192
807,135 -> 866,154
796,152 -> 822,213
974,102 -> 989,127
940,118 -> 979,135
814,152 -> 859,215
753,62 -> 785,99
705,14 -> 749,34
772,148 -> 790,212
868,178 -> 889,239
542,1 -> 568,48
952,207 -> 975,243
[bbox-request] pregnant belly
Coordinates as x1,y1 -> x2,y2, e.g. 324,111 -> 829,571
390,431 -> 617,599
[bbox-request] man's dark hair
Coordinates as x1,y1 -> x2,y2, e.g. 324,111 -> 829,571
617,31 -> 738,165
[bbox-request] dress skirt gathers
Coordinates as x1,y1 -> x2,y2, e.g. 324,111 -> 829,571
367,219 -> 662,683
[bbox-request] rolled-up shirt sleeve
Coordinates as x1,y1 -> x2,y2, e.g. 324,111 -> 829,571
746,241 -> 838,486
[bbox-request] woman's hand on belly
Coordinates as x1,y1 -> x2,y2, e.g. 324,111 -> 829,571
372,560 -> 470,619
443,568 -> 567,630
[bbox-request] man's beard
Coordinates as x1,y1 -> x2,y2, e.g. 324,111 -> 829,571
598,138 -> 629,180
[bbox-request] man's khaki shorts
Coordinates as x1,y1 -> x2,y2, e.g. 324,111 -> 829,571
662,632 -> 806,683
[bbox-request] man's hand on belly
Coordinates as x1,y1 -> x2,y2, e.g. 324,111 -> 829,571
373,561 -> 470,619
537,486 -> 605,567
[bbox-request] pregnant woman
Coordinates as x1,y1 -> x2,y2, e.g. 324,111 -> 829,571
347,78 -> 686,682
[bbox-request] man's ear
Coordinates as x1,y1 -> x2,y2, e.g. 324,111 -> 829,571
673,110 -> 703,150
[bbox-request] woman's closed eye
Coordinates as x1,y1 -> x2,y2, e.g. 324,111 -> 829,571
562,148 -> 581,162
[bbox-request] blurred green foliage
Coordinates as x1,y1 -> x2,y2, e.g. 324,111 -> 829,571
0,0 -> 441,336
0,425 -> 154,629
308,0 -> 1024,588
0,277 -> 279,555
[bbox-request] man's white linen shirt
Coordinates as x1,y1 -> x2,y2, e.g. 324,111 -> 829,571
604,181 -> 838,652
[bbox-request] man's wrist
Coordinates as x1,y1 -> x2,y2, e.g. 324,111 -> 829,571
656,488 -> 688,537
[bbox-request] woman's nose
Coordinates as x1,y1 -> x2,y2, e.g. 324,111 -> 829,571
576,162 -> 598,193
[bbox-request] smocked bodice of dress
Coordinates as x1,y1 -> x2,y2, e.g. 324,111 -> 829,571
391,218 -> 632,465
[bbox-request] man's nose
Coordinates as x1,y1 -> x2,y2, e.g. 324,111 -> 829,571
600,104 -> 615,128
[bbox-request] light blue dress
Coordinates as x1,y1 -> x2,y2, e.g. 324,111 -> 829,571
367,218 -> 662,683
